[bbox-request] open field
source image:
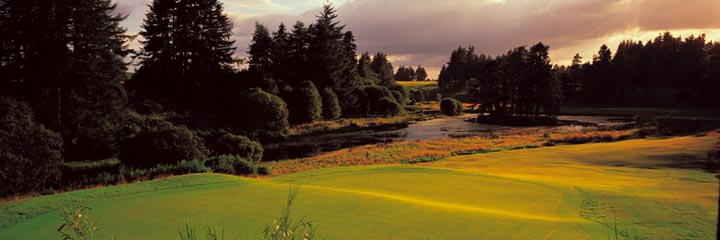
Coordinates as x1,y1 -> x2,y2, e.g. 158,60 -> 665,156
397,81 -> 438,90
1,136 -> 716,239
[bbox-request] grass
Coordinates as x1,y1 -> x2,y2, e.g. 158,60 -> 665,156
0,136 -> 716,239
266,129 -> 637,175
396,81 -> 438,90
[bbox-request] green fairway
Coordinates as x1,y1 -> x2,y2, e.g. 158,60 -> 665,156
0,136 -> 717,239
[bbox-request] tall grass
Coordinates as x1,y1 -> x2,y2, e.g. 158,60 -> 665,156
57,206 -> 98,240
176,216 -> 225,240
263,188 -> 317,240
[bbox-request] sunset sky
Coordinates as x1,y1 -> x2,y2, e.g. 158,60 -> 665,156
116,0 -> 720,78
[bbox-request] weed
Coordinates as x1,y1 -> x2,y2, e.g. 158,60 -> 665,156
263,188 -> 317,240
57,206 -> 98,240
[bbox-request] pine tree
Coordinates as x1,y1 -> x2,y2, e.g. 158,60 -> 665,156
132,0 -> 236,107
249,23 -> 273,75
307,3 -> 346,90
287,21 -> 310,86
271,23 -> 291,85
357,52 -> 379,83
370,52 -> 395,86
416,66 -> 428,81
0,0 -> 131,160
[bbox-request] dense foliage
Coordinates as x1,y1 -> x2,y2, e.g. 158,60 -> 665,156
455,43 -> 561,118
288,81 -> 323,124
0,98 -> 63,196
440,98 -> 463,116
207,133 -> 264,163
321,88 -> 342,120
233,88 -> 290,139
130,0 -> 236,107
0,0 -> 131,161
119,120 -> 208,168
441,32 -> 720,108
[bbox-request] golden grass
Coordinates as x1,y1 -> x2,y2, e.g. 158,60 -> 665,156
287,116 -> 411,136
265,129 -> 639,175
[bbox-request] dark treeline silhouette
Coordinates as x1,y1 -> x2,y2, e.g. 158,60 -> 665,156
245,5 -> 407,120
558,32 -> 720,106
395,65 -> 429,81
0,1 -> 409,196
440,43 -> 562,122
437,31 -> 720,125
0,0 -> 131,195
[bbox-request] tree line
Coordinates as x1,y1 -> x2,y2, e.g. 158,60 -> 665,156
439,44 -> 562,122
439,32 -> 720,122
558,32 -> 720,106
0,0 -> 414,196
395,65 -> 429,81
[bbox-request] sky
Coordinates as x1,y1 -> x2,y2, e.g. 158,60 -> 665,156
116,0 -> 720,79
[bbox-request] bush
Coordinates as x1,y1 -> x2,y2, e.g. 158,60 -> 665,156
205,155 -> 269,176
389,84 -> 409,106
409,89 -> 425,104
288,81 -> 322,124
119,120 -> 208,168
440,98 -> 463,116
233,88 -> 290,139
208,133 -> 263,163
0,97 -> 64,196
321,88 -> 342,120
377,97 -> 403,117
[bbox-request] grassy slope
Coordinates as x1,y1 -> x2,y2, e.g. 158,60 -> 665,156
0,137 -> 717,239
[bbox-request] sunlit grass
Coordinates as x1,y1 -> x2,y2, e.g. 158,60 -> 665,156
266,129 -> 638,175
0,136 -> 716,239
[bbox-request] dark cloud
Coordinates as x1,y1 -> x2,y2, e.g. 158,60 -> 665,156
121,0 -> 720,76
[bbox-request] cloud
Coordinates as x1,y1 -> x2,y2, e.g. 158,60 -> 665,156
121,0 -> 720,77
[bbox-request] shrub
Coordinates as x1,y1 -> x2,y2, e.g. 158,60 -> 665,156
409,89 -> 425,104
377,97 -> 403,117
119,120 -> 208,168
205,155 -> 268,176
389,84 -> 409,106
320,88 -> 342,120
0,97 -> 63,196
440,98 -> 463,116
208,133 -> 264,163
288,81 -> 322,124
233,88 -> 290,139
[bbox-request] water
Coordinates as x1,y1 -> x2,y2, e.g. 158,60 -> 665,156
263,114 -> 627,161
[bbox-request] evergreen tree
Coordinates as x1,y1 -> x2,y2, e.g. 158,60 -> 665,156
370,52 -> 395,86
271,23 -> 291,86
588,44 -> 613,100
357,52 -> 379,83
249,23 -> 273,75
246,22 -> 278,93
132,0 -> 236,107
288,81 -> 322,124
416,66 -> 428,81
321,88 -> 342,120
287,21 -> 310,86
529,43 -> 561,117
0,0 -> 131,160
307,4 -> 346,90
